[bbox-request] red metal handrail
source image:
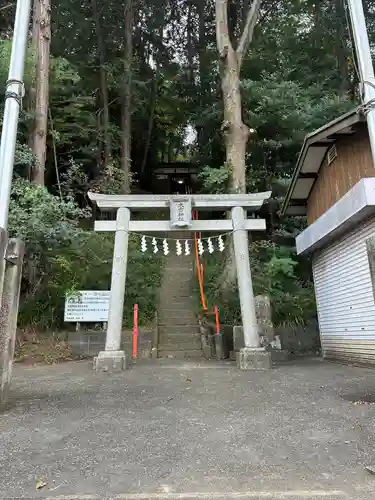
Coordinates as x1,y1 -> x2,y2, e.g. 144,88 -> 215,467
132,303 -> 139,359
192,210 -> 222,335
193,210 -> 207,311
214,305 -> 221,335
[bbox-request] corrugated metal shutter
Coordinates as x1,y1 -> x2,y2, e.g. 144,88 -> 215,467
313,215 -> 375,365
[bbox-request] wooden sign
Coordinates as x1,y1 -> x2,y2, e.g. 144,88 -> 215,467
170,197 -> 192,227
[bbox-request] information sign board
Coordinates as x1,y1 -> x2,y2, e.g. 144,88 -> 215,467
64,291 -> 110,322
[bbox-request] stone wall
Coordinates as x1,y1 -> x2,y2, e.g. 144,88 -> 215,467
231,294 -> 320,356
275,319 -> 321,355
232,319 -> 320,356
68,329 -> 153,359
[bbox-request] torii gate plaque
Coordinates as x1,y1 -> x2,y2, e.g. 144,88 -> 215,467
88,192 -> 272,371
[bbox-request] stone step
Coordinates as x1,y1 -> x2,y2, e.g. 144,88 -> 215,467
158,307 -> 197,313
159,297 -> 195,303
158,328 -> 200,334
161,286 -> 193,290
158,318 -> 198,326
159,327 -> 200,335
159,321 -> 198,327
159,310 -> 195,315
159,335 -> 200,342
163,260 -> 194,265
158,317 -> 197,323
162,277 -> 194,281
159,309 -> 196,314
158,334 -> 201,343
159,291 -> 194,296
158,321 -> 198,327
162,268 -> 193,273
159,348 -> 202,354
159,326 -> 199,332
158,311 -> 197,317
159,339 -> 200,347
158,341 -> 202,349
162,278 -> 193,283
159,335 -> 202,343
159,343 -> 202,351
159,334 -> 200,341
157,349 -> 203,359
159,335 -> 201,344
158,303 -> 195,310
162,269 -> 194,274
160,287 -> 193,292
159,300 -> 193,304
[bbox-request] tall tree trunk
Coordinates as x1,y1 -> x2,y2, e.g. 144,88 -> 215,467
121,0 -> 132,194
27,0 -> 40,175
31,0 -> 51,186
241,0 -> 251,31
220,48 -> 248,193
313,0 -> 322,50
91,0 -> 112,168
335,0 -> 349,96
215,0 -> 261,193
140,69 -> 159,176
140,25 -> 162,176
196,0 -> 210,156
187,1 -> 195,83
198,1 -> 207,95
215,0 -> 262,287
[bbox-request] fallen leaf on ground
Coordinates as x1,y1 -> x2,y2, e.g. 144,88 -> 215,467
365,466 -> 375,475
36,480 -> 47,490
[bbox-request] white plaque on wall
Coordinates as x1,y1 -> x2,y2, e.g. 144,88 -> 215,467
170,197 -> 192,227
64,290 -> 110,322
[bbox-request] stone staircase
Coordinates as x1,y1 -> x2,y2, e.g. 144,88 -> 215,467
157,232 -> 202,358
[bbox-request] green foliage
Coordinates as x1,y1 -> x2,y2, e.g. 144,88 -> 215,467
199,163 -> 231,194
90,161 -> 135,195
8,179 -> 163,329
242,76 -> 353,189
9,177 -> 88,249
198,241 -> 316,327
13,144 -> 37,177
0,40 -> 36,91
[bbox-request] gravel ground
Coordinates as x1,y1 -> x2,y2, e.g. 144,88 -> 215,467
1,358 -> 375,499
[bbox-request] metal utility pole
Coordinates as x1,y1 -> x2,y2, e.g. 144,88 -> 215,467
347,0 -> 375,166
0,0 -> 32,230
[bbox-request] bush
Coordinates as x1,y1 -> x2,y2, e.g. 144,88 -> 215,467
9,178 -> 163,329
195,240 -> 316,327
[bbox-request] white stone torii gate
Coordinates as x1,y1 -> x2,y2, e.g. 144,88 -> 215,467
88,191 -> 272,371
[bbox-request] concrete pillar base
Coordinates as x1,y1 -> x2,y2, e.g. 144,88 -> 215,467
270,349 -> 289,363
236,347 -> 271,371
93,350 -> 129,373
215,335 -> 225,360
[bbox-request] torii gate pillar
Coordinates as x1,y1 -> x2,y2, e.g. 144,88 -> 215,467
232,207 -> 271,370
93,207 -> 130,372
89,192 -> 272,372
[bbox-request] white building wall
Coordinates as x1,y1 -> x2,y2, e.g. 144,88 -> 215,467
313,215 -> 375,364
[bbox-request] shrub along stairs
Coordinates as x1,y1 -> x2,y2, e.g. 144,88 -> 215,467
157,232 -> 202,358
